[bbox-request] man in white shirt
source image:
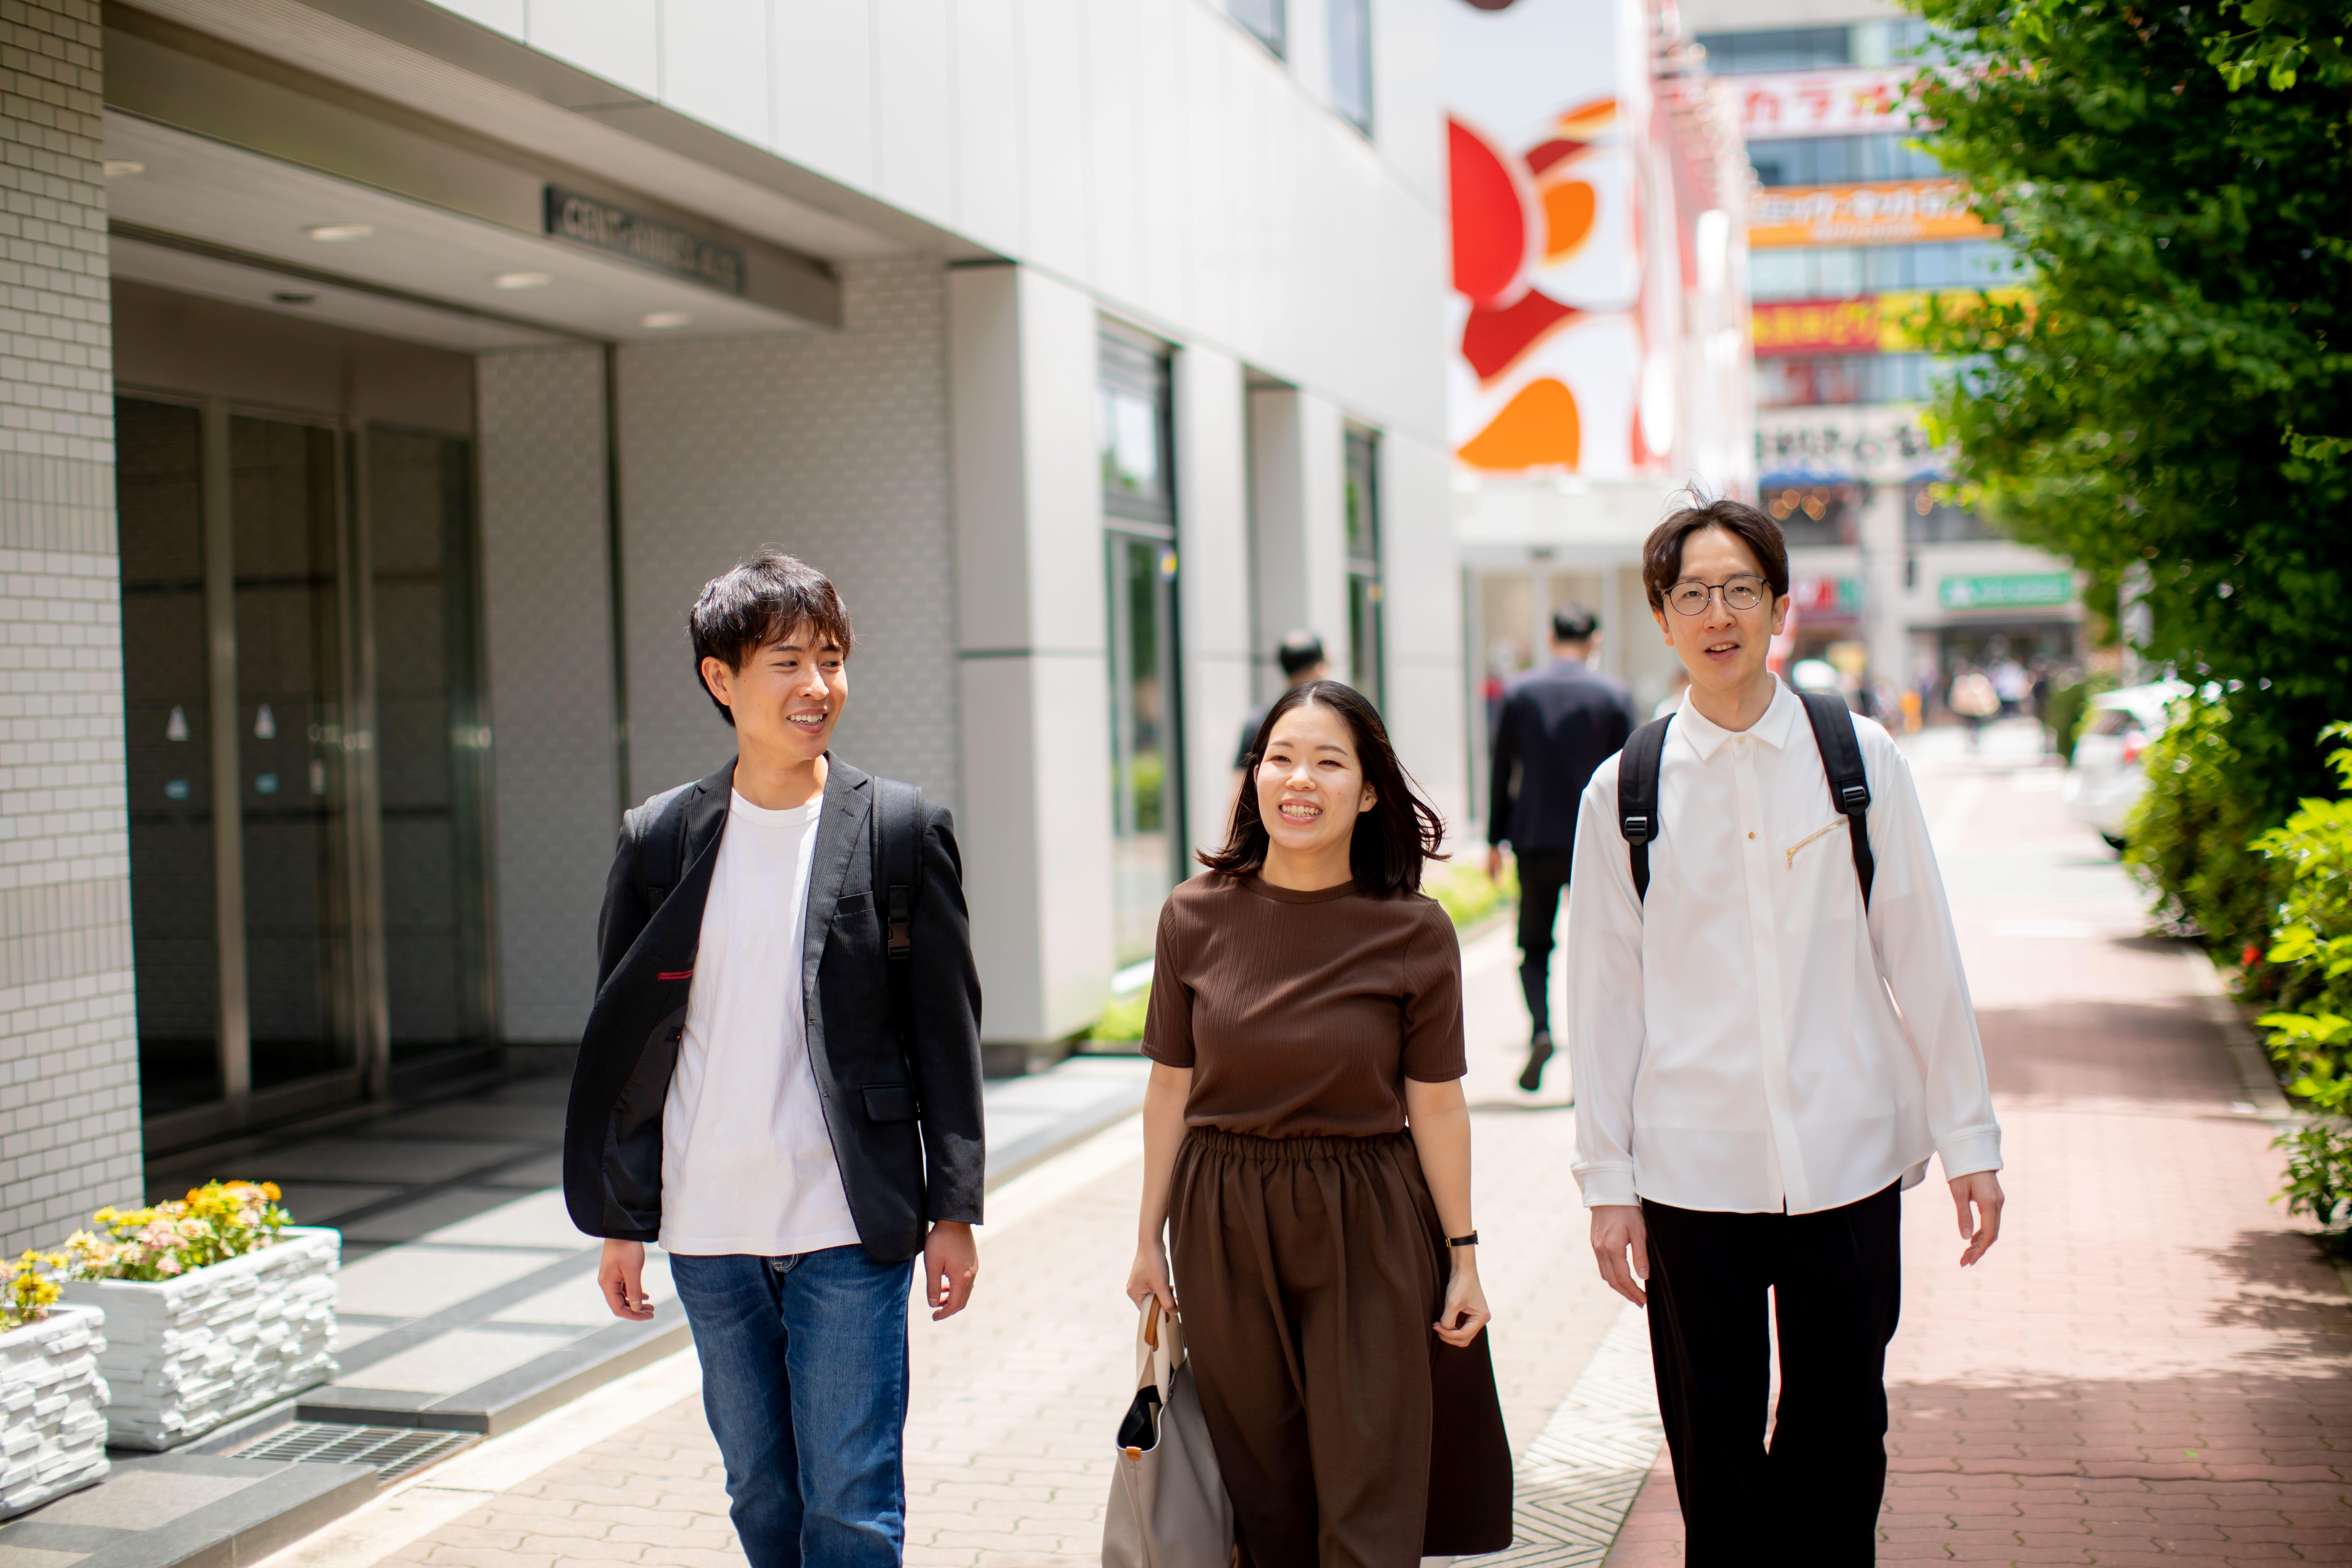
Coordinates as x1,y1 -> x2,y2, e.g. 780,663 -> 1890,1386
566,552 -> 985,1568
1565,499 -> 2004,1563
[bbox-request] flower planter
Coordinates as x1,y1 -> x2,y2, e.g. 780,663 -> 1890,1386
60,1227 -> 338,1451
0,1304 -> 108,1516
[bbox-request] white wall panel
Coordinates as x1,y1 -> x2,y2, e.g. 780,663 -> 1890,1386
949,0 -> 1024,255
661,0 -> 772,146
947,266 -> 1115,1045
526,0 -> 660,97
1019,0 -> 1092,281
435,0 -> 524,37
872,0 -> 956,226
1375,427 -> 1466,843
1134,0 -> 1191,325
1372,0 -> 1443,203
771,0 -> 875,189
1172,345 -> 1251,861
1083,0 -> 1142,306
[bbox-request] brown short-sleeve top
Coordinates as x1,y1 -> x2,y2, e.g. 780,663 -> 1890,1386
1141,873 -> 1468,1139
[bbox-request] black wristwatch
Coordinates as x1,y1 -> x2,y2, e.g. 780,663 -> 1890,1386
1447,1232 -> 1479,1248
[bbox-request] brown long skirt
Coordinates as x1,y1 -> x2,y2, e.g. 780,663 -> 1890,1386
1168,1127 -> 1513,1568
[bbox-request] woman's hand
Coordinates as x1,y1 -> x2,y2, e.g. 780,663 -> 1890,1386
1127,1238 -> 1178,1317
1433,1252 -> 1490,1347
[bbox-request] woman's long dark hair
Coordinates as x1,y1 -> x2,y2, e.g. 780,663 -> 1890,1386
1201,679 -> 1447,895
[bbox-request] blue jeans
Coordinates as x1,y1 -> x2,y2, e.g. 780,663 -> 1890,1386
668,1247 -> 916,1568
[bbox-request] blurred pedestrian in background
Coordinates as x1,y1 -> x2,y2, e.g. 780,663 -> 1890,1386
1484,605 -> 1637,1091
1231,629 -> 1329,793
1130,680 -> 1512,1568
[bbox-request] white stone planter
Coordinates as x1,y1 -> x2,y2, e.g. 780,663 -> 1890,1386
59,1226 -> 338,1451
0,1303 -> 108,1517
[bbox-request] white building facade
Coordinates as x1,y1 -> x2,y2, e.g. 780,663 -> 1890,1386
0,0 -> 1462,1246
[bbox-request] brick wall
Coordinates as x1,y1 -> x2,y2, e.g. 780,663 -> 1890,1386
615,258 -> 963,818
476,346 -> 619,1045
0,0 -> 139,1250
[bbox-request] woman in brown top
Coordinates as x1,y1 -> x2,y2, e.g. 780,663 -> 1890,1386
1125,680 -> 1512,1567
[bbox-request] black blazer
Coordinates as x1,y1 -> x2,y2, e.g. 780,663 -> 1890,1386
1488,658 -> 1638,854
561,757 -> 985,1263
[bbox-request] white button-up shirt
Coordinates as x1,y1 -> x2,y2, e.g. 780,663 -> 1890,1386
1566,678 -> 2001,1214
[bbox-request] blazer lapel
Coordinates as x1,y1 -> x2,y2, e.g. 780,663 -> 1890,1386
802,757 -> 873,1004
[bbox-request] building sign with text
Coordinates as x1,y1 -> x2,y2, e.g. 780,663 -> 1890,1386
1938,573 -> 2074,610
1736,70 -> 1906,139
544,187 -> 747,295
1757,406 -> 1939,483
1749,181 -> 1994,248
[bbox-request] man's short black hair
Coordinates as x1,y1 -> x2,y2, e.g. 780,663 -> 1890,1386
1276,629 -> 1326,679
1552,604 -> 1599,643
688,550 -> 854,727
1641,497 -> 1791,611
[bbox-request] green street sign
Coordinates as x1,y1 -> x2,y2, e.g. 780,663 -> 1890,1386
1938,572 -> 2073,610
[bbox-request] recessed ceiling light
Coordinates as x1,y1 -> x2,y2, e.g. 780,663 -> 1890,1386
303,223 -> 374,242
491,271 -> 552,290
640,311 -> 692,329
271,292 -> 317,306
102,160 -> 143,178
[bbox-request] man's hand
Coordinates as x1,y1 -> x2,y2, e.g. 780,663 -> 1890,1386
923,1221 -> 978,1320
1486,846 -> 1507,881
1590,1204 -> 1648,1306
1950,1170 -> 2004,1267
598,1239 -> 655,1321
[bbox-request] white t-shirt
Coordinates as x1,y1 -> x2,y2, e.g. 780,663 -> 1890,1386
658,791 -> 862,1257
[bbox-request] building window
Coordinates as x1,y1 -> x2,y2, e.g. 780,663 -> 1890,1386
1905,481 -> 1997,543
1100,330 -> 1185,968
1749,240 -> 2017,301
1755,353 -> 1938,408
1694,26 -> 1852,74
1330,0 -> 1373,133
1343,427 -> 1383,707
1761,480 -> 1860,547
1748,133 -> 1943,188
1229,0 -> 1283,57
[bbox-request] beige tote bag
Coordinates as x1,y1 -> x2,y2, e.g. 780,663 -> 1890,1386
1102,1300 -> 1236,1568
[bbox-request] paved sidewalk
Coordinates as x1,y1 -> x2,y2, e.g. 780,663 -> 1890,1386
267,915 -> 1630,1568
1607,728 -> 2352,1563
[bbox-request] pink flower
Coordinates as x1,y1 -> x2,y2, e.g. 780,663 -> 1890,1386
155,1255 -> 183,1276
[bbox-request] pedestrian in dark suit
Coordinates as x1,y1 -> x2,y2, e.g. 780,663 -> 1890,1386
1486,604 -> 1636,1091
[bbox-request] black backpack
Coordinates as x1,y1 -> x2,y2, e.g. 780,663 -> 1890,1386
634,776 -> 926,1050
1617,690 -> 1876,905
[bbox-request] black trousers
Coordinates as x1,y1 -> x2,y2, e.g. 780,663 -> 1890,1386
1513,848 -> 1574,1037
1640,1182 -> 1903,1567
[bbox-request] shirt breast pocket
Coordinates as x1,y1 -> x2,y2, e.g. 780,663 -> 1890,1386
1783,819 -> 1845,872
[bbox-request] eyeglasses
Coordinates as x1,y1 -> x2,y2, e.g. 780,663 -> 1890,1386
1667,575 -> 1769,616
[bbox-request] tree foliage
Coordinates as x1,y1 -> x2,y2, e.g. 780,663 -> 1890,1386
1907,0 -> 2352,818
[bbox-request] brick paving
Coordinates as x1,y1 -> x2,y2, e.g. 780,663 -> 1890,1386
358,916 -> 1623,1568
1605,739 -> 2352,1564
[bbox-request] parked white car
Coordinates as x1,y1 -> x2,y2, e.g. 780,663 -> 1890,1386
2065,681 -> 2190,850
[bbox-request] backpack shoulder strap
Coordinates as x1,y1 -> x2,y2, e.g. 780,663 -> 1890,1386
873,778 -> 925,1070
875,778 -> 924,961
633,786 -> 694,917
1797,691 -> 1876,907
1617,714 -> 1673,903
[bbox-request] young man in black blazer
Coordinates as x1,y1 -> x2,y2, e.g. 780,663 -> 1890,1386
563,551 -> 984,1568
1486,604 -> 1638,1090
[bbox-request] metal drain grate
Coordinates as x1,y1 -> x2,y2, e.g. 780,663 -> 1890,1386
232,1422 -> 478,1482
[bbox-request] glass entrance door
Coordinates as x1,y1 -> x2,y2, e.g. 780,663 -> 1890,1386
117,397 -> 488,1134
